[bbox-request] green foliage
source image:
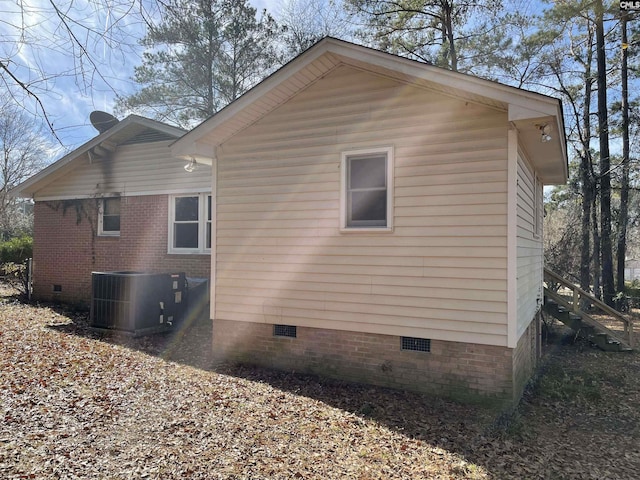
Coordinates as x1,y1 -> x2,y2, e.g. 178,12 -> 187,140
0,236 -> 32,298
116,0 -> 282,128
535,363 -> 602,402
0,236 -> 32,264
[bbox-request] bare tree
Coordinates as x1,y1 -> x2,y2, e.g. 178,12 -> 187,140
0,0 -> 154,143
276,0 -> 355,58
345,0 -> 503,72
0,99 -> 50,239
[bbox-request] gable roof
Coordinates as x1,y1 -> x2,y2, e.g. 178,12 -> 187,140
172,37 -> 567,184
12,115 -> 186,198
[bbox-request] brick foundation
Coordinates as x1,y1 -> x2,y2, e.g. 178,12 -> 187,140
211,317 -> 541,403
511,313 -> 541,401
33,196 -> 210,305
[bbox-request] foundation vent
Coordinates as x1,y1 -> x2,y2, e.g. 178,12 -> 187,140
274,324 -> 297,338
401,336 -> 431,352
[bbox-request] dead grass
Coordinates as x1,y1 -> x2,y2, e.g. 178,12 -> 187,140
2,283 -> 640,479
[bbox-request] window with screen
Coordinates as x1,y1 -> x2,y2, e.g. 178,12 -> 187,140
341,147 -> 393,231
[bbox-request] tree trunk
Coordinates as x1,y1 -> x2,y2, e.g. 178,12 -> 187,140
593,192 -> 601,300
595,0 -> 614,306
616,13 -> 630,304
580,154 -> 592,293
443,1 -> 457,71
580,47 -> 594,294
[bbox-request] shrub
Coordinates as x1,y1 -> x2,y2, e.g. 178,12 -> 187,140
0,236 -> 33,264
624,280 -> 640,309
0,237 -> 32,298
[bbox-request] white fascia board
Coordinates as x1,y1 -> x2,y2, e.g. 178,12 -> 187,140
10,115 -> 185,198
173,37 -> 565,154
9,149 -> 87,198
171,41 -> 337,150
327,39 -> 564,117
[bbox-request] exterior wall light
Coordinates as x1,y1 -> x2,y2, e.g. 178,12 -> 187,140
184,157 -> 198,172
539,124 -> 552,143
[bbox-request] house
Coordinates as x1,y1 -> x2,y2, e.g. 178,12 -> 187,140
625,260 -> 640,282
14,37 -> 568,404
170,38 -> 568,403
11,115 -> 212,305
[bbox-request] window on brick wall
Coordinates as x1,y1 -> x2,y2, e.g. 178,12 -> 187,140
169,193 -> 211,254
98,197 -> 120,236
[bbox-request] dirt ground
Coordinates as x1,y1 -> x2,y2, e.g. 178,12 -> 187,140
1,283 -> 640,479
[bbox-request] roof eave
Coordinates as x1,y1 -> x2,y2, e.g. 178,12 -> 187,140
10,115 -> 186,198
171,39 -> 569,184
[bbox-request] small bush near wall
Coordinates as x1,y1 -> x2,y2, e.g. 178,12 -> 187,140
0,236 -> 33,264
0,236 -> 33,297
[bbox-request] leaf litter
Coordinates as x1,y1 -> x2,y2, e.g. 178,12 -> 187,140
1,283 -> 640,479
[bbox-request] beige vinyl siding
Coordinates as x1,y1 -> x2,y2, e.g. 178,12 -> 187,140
33,141 -> 211,200
516,153 -> 543,338
215,65 -> 509,346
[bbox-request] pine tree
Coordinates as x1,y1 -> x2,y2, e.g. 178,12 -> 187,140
116,0 -> 281,127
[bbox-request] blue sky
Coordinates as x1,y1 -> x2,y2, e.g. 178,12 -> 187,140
0,0 -> 281,154
1,0 -> 152,152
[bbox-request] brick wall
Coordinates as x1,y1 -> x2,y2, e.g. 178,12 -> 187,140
510,312 -> 541,402
33,195 -> 211,305
211,319 -> 526,403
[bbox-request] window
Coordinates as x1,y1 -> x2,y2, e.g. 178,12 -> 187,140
169,193 -> 211,253
341,147 -> 393,231
98,197 -> 120,236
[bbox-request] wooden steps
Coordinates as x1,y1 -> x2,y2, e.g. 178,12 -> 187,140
543,288 -> 633,352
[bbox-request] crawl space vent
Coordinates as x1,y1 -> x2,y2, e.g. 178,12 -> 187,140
401,337 -> 431,352
274,324 -> 297,338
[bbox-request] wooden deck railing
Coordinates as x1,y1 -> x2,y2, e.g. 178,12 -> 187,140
544,267 -> 634,347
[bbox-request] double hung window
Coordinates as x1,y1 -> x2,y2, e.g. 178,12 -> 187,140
98,197 -> 121,236
169,194 -> 212,253
341,147 -> 393,231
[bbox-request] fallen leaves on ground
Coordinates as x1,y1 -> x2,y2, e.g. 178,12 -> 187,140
1,283 -> 640,479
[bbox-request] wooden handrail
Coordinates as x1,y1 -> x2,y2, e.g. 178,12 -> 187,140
544,267 -> 634,347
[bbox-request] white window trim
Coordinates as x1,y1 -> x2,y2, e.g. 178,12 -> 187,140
168,193 -> 212,254
340,146 -> 394,233
97,198 -> 120,237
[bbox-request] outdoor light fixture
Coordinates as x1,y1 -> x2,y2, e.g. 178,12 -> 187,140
184,157 -> 198,173
539,124 -> 552,143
